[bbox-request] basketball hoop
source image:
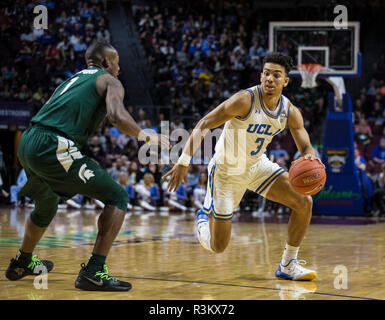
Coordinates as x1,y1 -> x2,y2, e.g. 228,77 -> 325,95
297,64 -> 324,88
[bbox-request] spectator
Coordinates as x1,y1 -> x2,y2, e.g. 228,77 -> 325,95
170,116 -> 185,131
107,157 -> 128,181
187,165 -> 200,192
134,173 -> 160,210
118,172 -> 134,210
162,170 -> 188,211
84,135 -> 106,166
10,168 -> 29,207
190,172 -> 207,210
269,142 -> 289,164
105,135 -> 122,162
128,161 -> 140,185
146,163 -> 161,185
372,163 -> 385,216
73,36 -> 87,52
372,137 -> 385,165
0,173 -> 9,201
354,118 -> 372,146
355,147 -> 367,171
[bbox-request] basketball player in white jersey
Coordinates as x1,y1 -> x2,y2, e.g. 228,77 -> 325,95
163,52 -> 323,281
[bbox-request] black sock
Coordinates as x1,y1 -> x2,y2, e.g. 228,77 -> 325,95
16,250 -> 32,265
86,253 -> 106,272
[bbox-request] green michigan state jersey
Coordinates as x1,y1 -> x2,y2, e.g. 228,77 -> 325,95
31,67 -> 109,147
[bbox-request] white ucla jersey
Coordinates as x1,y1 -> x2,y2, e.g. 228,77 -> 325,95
213,85 -> 292,173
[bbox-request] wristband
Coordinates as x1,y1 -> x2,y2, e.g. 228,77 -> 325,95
177,153 -> 192,167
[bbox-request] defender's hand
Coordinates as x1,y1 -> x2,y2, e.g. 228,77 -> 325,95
140,131 -> 171,149
162,164 -> 189,192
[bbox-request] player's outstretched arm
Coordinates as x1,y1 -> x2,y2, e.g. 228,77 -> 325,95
96,73 -> 170,149
288,105 -> 321,163
162,90 -> 252,192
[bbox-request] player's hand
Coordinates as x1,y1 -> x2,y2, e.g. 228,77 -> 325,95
301,153 -> 325,168
162,164 -> 189,192
139,131 -> 171,149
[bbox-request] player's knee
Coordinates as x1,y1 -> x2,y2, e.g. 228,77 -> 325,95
303,195 -> 313,210
290,194 -> 311,211
118,186 -> 129,204
30,195 -> 59,227
107,185 -> 129,212
294,195 -> 313,214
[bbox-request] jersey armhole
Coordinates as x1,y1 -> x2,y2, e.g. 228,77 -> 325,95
235,89 -> 254,121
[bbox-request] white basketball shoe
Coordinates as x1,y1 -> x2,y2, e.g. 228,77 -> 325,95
275,259 -> 317,281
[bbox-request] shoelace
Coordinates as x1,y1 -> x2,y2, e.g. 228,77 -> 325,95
95,264 -> 117,281
27,255 -> 43,270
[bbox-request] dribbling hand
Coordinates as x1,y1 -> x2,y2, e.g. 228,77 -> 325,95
299,153 -> 325,168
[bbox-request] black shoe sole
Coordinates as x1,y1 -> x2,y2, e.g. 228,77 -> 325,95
75,276 -> 132,292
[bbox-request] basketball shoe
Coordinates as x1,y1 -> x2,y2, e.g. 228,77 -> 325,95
195,209 -> 212,251
5,255 -> 54,281
75,263 -> 132,291
275,259 -> 317,281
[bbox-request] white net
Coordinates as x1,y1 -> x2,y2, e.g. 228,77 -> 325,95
298,64 -> 323,88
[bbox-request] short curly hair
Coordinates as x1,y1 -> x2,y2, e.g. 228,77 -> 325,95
263,52 -> 294,75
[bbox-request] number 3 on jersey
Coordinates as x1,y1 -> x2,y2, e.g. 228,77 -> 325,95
251,137 -> 264,156
60,76 -> 79,96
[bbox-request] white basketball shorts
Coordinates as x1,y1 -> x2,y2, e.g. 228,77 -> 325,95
201,154 -> 286,220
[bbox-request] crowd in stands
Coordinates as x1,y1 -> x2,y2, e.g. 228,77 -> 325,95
0,0 -> 110,115
1,0 -> 385,215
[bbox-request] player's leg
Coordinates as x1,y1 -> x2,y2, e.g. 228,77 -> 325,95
208,214 -> 232,253
92,205 -> 126,256
196,163 -> 245,253
58,156 -> 132,291
197,208 -> 233,253
266,172 -> 313,247
16,129 -> 131,290
5,177 -> 57,280
264,172 -> 316,280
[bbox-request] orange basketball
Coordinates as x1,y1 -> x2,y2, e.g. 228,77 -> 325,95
288,158 -> 326,196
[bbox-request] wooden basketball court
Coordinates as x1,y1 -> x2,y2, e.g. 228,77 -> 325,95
0,207 -> 384,300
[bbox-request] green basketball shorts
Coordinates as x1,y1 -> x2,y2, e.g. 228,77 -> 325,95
18,125 -> 128,215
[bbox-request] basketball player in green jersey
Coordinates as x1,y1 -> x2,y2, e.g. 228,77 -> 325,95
5,41 -> 170,291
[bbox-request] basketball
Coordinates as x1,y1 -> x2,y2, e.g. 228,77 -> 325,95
289,158 -> 326,196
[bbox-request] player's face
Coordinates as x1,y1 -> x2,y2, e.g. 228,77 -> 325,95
260,63 -> 289,96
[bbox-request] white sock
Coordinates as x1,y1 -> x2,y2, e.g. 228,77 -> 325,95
196,221 -> 214,252
281,243 -> 299,266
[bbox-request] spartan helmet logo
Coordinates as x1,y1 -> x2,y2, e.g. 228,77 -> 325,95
78,164 -> 95,183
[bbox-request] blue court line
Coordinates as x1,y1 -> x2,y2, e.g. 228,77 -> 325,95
1,269 -> 378,300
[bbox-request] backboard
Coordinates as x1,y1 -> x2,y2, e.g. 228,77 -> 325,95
268,21 -> 361,77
